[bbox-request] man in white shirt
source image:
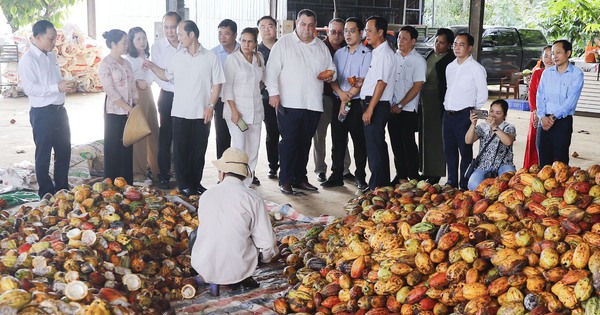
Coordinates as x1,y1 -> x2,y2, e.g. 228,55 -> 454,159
151,11 -> 181,190
443,32 -> 488,189
312,18 -> 352,183
146,20 -> 225,197
389,26 -> 426,183
18,20 -> 76,197
360,16 -> 396,191
191,147 -> 278,291
257,16 -> 280,180
211,19 -> 239,161
265,9 -> 336,195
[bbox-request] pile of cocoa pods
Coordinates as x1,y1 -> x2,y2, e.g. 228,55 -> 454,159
273,162 -> 600,315
0,177 -> 199,314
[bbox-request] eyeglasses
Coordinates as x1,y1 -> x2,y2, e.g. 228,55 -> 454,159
344,29 -> 358,34
329,30 -> 343,36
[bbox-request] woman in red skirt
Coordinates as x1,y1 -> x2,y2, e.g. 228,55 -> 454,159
524,45 -> 553,169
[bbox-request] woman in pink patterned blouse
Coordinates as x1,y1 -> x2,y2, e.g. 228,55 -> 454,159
98,29 -> 138,184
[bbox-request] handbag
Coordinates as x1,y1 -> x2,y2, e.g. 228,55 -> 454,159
465,134 -> 497,180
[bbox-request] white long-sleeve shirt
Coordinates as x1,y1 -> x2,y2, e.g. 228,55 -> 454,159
223,50 -> 265,124
360,42 -> 396,101
18,44 -> 65,107
444,55 -> 488,111
265,32 -> 336,112
150,38 -> 178,92
191,176 -> 279,284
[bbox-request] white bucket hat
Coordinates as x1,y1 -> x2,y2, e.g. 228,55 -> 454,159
212,148 -> 250,178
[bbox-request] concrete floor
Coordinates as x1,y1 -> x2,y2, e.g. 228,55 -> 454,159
1,87 -> 599,218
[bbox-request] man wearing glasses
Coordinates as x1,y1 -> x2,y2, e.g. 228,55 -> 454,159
321,17 -> 371,191
313,18 -> 353,184
443,32 -> 488,189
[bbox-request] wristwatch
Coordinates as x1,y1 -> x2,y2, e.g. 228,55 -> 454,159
493,128 -> 499,132
208,103 -> 215,109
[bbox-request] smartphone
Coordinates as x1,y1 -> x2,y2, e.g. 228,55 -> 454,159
472,109 -> 488,119
237,117 -> 249,132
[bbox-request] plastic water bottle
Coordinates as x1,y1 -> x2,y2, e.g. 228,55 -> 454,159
338,102 -> 351,122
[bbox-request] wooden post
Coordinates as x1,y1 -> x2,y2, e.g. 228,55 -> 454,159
87,0 -> 96,39
468,0 -> 485,61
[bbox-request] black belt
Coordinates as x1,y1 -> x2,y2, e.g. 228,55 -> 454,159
32,104 -> 64,110
362,96 -> 390,106
446,107 -> 473,115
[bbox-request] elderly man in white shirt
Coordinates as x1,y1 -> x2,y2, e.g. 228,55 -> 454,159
18,20 -> 76,197
389,26 -> 427,184
150,11 -> 181,189
191,147 -> 278,294
265,9 -> 336,195
443,32 -> 488,189
145,20 -> 225,197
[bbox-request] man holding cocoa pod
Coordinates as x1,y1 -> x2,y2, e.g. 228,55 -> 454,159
265,9 -> 336,195
19,20 -> 76,197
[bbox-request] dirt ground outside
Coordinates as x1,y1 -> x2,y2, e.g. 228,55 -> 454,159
1,87 -> 599,218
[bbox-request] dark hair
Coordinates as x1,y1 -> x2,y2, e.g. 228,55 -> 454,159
553,39 -> 573,56
32,20 -> 54,37
163,11 -> 182,24
366,16 -> 388,36
257,15 -> 277,26
329,18 -> 344,28
491,99 -> 509,117
435,28 -> 454,45
455,32 -> 475,46
102,29 -> 127,49
127,27 -> 149,58
218,19 -> 237,34
345,17 -> 365,31
297,9 -> 316,21
400,25 -> 418,40
182,20 -> 199,39
240,27 -> 262,67
540,44 -> 552,69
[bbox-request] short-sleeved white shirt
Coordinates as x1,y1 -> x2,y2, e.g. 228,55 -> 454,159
392,48 -> 426,112
165,45 -> 225,119
360,42 -> 396,101
223,50 -> 265,124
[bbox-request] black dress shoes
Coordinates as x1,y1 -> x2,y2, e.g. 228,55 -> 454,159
279,184 -> 294,195
252,176 -> 261,186
159,179 -> 170,190
181,188 -> 200,197
343,172 -> 356,181
321,178 -> 344,187
317,173 -> 327,182
268,170 -> 278,179
293,181 -> 318,191
196,185 -> 207,194
356,179 -> 368,191
231,276 -> 260,290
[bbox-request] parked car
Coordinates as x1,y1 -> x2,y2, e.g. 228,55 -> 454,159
415,26 -> 548,84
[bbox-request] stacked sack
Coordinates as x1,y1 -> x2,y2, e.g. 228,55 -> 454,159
274,161 -> 600,315
5,23 -> 104,94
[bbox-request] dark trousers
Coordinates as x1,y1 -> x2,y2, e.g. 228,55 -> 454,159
388,110 -> 420,180
214,99 -> 231,158
29,105 -> 71,197
263,94 -> 280,172
442,109 -> 473,189
172,117 -> 210,191
104,114 -> 133,184
537,115 -> 573,167
157,90 -> 174,181
330,99 -> 367,181
277,108 -> 321,185
363,100 -> 391,190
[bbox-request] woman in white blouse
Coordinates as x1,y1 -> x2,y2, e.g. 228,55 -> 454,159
98,29 -> 138,184
223,27 -> 265,187
125,27 -> 159,185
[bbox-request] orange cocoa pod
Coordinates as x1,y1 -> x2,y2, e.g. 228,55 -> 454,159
317,69 -> 335,80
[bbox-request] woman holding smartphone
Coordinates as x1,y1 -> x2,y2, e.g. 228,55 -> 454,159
223,27 -> 265,187
465,99 -> 516,191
